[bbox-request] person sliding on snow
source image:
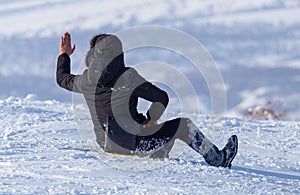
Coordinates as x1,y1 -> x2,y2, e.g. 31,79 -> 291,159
56,32 -> 238,168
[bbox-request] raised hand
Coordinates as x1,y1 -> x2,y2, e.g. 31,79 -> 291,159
60,32 -> 76,55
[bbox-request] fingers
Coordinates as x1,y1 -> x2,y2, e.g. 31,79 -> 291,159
61,32 -> 70,45
60,32 -> 75,55
64,32 -> 70,46
71,44 -> 76,53
64,32 -> 70,39
59,36 -> 64,55
66,32 -> 71,43
60,36 -> 64,47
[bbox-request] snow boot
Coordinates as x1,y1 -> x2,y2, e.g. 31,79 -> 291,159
203,135 -> 238,168
220,135 -> 238,168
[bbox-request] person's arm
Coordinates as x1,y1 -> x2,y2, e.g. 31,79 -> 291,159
133,82 -> 169,123
56,32 -> 83,92
56,53 -> 78,91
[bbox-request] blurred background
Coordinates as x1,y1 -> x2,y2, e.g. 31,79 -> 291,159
0,0 -> 299,120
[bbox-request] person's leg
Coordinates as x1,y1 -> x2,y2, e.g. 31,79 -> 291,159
169,118 -> 225,167
136,118 -> 237,167
172,118 -> 238,168
136,118 -> 219,160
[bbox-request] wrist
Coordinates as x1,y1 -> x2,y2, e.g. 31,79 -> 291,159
59,52 -> 70,57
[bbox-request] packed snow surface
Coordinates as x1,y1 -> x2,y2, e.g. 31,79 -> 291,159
1,0 -> 300,194
0,97 -> 299,194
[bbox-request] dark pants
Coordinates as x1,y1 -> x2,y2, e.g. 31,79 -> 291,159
104,117 -> 224,166
135,118 -> 186,157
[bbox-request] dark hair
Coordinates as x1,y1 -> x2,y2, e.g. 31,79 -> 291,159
89,34 -> 110,49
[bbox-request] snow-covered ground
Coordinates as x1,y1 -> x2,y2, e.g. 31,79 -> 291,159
0,0 -> 300,194
0,96 -> 299,194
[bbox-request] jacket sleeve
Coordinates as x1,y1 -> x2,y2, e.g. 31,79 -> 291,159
56,53 -> 84,93
132,82 -> 169,121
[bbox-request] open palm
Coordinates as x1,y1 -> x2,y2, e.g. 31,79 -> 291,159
60,32 -> 75,56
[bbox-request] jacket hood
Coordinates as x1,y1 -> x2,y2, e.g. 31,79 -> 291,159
87,35 -> 125,86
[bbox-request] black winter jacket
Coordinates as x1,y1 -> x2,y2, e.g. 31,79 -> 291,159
56,53 -> 169,151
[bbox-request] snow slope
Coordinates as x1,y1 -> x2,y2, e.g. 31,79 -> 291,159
0,96 -> 299,194
1,1 -> 300,194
